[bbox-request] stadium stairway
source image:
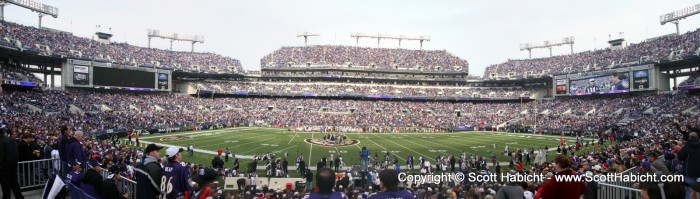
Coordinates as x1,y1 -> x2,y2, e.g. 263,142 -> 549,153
643,107 -> 658,114
682,105 -> 699,115
561,108 -> 572,115
585,108 -> 597,116
99,104 -> 113,111
24,104 -> 43,113
69,104 -> 85,114
612,108 -> 624,116
129,104 -> 140,111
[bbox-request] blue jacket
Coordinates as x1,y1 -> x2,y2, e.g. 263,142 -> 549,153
360,150 -> 369,160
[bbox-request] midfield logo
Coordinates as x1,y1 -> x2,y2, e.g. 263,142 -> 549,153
304,138 -> 360,147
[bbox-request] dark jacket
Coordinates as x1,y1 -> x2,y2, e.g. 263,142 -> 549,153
65,138 -> 86,166
102,178 -> 126,199
0,136 -> 19,169
18,139 -> 36,161
58,133 -> 70,161
82,169 -> 104,199
679,140 -> 700,177
136,156 -> 163,199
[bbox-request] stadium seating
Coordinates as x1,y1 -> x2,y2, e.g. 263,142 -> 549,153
261,45 -> 469,72
485,29 -> 700,79
0,21 -> 243,74
193,81 -> 539,98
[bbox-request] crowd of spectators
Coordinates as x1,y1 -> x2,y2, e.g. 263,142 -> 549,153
194,81 -> 538,98
1,64 -> 43,83
2,85 -> 700,198
261,70 -> 468,81
261,45 -> 469,72
0,21 -> 242,74
510,93 -> 700,133
485,29 -> 700,79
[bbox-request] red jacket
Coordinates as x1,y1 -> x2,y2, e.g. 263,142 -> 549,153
534,169 -> 587,199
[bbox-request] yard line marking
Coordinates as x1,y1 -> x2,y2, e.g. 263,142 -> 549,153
308,132 -> 314,164
288,131 -> 300,144
366,134 -> 407,161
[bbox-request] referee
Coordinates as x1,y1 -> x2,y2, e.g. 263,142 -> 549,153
585,79 -> 600,93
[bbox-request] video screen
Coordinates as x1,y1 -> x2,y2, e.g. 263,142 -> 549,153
569,72 -> 629,96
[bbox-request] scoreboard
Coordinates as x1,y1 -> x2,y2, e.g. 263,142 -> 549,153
63,59 -> 171,91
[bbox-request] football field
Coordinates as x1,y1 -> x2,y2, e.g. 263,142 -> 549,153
135,127 -> 599,174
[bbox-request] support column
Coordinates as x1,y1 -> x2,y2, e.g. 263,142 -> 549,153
674,21 -> 680,35
148,37 -> 152,48
50,66 -> 55,88
549,47 -> 552,57
570,44 -> 574,54
528,49 -> 532,59
377,38 -> 380,46
1,2 -> 5,21
38,13 -> 44,28
170,40 -> 174,51
420,40 -> 424,50
398,39 -> 402,47
191,41 -> 196,52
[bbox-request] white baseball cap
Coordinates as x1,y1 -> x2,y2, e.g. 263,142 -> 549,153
166,146 -> 184,157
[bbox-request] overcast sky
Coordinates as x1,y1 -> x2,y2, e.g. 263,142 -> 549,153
5,0 -> 700,77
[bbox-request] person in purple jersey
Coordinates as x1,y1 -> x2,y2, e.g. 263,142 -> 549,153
369,170 -> 414,199
162,146 -> 193,199
309,168 -> 347,199
66,160 -> 83,187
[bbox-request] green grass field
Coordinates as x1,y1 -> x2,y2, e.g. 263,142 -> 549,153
132,127 -> 600,176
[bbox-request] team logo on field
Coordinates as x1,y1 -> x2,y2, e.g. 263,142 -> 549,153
160,135 -> 192,141
304,139 -> 359,147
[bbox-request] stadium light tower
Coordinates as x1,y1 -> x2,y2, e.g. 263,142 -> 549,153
660,3 -> 700,35
297,32 -> 320,46
1,0 -> 59,28
520,36 -> 575,59
351,32 -> 431,49
147,29 -> 204,52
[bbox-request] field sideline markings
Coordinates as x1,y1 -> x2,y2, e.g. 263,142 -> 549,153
138,127 -> 254,139
369,134 -> 425,160
288,131 -> 300,144
308,132 -> 314,165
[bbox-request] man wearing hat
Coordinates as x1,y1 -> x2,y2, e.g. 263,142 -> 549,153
648,151 -> 670,175
136,143 -> 164,199
163,146 -> 193,198
192,168 -> 219,199
585,79 -> 599,93
81,157 -> 104,199
66,160 -> 83,186
102,166 -> 130,199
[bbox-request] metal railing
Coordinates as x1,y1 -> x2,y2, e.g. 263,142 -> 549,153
606,167 -> 640,188
19,158 -> 138,199
18,158 -> 61,190
597,182 -> 642,199
100,169 -> 138,199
